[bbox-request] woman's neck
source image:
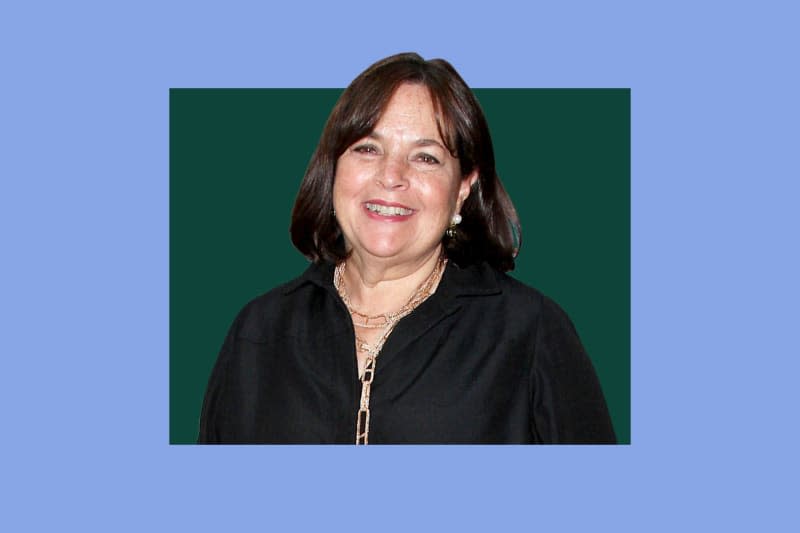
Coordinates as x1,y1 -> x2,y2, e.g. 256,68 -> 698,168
342,247 -> 443,316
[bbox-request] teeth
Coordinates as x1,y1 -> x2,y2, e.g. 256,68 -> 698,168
365,203 -> 413,216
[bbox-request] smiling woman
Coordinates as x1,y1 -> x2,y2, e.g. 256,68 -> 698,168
197,53 -> 617,444
332,85 -> 474,268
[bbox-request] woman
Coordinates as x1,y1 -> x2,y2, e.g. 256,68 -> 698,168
198,53 -> 616,444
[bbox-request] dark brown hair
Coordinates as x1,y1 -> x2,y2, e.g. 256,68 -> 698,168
290,52 -> 521,272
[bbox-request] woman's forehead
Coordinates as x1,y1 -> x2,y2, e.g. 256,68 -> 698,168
374,86 -> 438,131
371,84 -> 457,151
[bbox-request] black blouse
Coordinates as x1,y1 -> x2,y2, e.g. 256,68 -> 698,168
198,261 -> 616,444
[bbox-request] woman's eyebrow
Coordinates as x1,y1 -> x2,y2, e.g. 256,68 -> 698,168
414,138 -> 445,149
365,132 -> 445,150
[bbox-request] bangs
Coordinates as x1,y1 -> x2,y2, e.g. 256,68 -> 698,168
333,81 -> 462,165
428,90 -> 460,160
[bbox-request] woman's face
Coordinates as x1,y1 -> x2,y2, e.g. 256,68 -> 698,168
333,83 -> 476,266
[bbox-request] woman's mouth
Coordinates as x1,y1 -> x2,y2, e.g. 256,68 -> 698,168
364,202 -> 414,217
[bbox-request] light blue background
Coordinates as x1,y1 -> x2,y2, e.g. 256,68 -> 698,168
2,1 -> 797,531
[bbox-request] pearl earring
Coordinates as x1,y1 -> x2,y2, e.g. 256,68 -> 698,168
446,213 -> 462,238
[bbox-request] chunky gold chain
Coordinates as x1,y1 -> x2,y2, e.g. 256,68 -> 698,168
335,255 -> 446,445
355,354 -> 376,444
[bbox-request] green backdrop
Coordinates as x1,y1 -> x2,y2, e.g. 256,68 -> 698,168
170,89 -> 630,444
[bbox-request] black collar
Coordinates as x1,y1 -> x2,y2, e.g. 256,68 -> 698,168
282,260 -> 502,299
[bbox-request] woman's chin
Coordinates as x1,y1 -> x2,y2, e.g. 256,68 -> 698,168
359,245 -> 409,261
352,237 -> 416,261
352,240 -> 443,265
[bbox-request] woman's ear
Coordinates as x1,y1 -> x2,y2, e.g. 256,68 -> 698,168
457,170 -> 479,210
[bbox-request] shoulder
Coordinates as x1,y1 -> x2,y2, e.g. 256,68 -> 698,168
228,262 -> 337,342
450,262 -> 562,316
449,262 -> 581,341
502,272 -> 582,345
495,269 -> 545,304
497,271 -> 575,327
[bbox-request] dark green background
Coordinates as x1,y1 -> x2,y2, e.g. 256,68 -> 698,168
170,89 -> 630,444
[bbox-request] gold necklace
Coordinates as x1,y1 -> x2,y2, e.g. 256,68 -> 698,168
334,257 -> 445,329
334,254 -> 447,444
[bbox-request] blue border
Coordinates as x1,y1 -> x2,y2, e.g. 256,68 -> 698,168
3,1 -> 798,531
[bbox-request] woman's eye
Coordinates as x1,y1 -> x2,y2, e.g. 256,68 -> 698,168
353,144 -> 378,155
416,153 -> 440,165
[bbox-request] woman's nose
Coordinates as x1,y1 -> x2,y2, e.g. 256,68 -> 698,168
376,157 -> 409,190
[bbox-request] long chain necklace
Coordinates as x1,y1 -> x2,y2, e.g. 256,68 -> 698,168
334,255 -> 446,444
